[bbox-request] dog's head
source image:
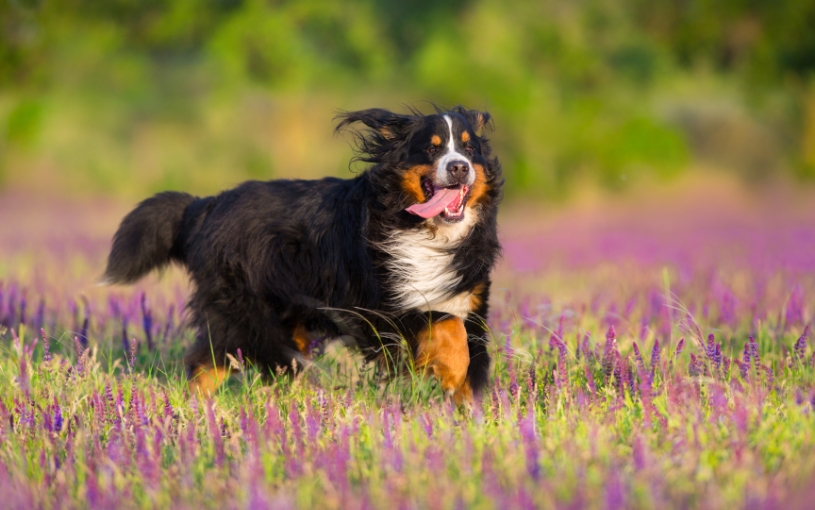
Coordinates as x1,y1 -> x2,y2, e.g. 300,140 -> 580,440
336,106 -> 502,226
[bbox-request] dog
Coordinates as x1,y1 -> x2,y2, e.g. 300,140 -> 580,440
103,105 -> 502,403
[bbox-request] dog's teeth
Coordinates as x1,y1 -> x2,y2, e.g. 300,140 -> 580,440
444,207 -> 450,215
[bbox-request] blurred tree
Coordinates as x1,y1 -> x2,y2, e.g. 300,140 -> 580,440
0,0 -> 813,197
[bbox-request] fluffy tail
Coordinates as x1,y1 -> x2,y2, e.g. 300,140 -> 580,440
103,191 -> 197,284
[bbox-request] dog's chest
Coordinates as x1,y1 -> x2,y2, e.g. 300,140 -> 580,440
382,217 -> 476,319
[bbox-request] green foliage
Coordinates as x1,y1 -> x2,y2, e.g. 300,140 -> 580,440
0,0 -> 812,197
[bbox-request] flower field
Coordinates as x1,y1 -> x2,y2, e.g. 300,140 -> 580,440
1,180 -> 815,509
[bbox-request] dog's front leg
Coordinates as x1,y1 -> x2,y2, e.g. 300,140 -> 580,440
414,315 -> 472,404
188,362 -> 232,396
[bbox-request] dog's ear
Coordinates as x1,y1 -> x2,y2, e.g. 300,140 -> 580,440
452,106 -> 492,135
334,108 -> 416,141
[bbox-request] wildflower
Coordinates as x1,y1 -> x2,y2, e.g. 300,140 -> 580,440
519,409 -> 539,479
509,370 -> 520,402
526,366 -> 537,397
714,343 -> 722,372
128,339 -> 138,374
689,354 -> 701,377
674,337 -> 685,359
40,328 -> 51,364
79,316 -> 89,349
141,292 -> 154,351
163,392 -> 174,421
603,326 -> 617,381
584,364 -> 596,394
121,321 -> 130,355
18,353 -> 30,396
633,342 -> 645,372
794,325 -> 809,360
740,342 -> 751,380
237,348 -> 246,374
580,332 -> 592,363
749,336 -> 760,371
53,399 -> 63,433
206,401 -> 225,467
650,338 -> 661,380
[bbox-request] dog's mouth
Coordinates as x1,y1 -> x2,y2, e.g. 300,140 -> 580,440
405,181 -> 471,223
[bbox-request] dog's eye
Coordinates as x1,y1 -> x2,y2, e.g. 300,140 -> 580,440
465,144 -> 475,154
427,146 -> 439,155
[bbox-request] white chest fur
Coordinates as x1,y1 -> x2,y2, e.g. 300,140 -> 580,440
380,211 -> 477,319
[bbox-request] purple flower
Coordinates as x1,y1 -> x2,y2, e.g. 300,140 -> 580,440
79,316 -> 89,348
584,364 -> 596,394
206,400 -> 225,467
163,392 -> 174,421
519,409 -> 539,479
689,353 -> 701,377
794,325 -> 809,360
749,336 -> 760,377
603,326 -> 618,381
650,338 -> 661,379
53,399 -> 63,433
141,292 -> 154,351
633,342 -> 645,371
128,339 -> 138,374
40,328 -> 51,363
714,342 -> 722,372
674,337 -> 685,359
740,342 -> 751,380
706,333 -> 715,360
580,332 -> 592,363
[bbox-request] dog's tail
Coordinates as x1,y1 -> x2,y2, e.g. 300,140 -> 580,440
102,191 -> 199,284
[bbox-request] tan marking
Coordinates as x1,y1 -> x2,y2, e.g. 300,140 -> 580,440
461,131 -> 470,143
189,363 -> 231,396
292,324 -> 311,355
454,379 -> 473,405
402,165 -> 431,202
469,164 -> 490,205
469,282 -> 486,312
431,134 -> 442,146
472,112 -> 487,134
415,317 -> 471,403
380,127 -> 396,140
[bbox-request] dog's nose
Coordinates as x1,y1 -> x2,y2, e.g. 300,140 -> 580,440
447,160 -> 470,182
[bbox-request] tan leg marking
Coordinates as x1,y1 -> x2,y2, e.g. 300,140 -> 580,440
292,324 -> 312,356
415,316 -> 472,403
188,363 -> 231,396
454,378 -> 473,405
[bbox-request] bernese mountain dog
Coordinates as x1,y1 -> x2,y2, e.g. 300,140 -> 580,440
103,105 -> 502,403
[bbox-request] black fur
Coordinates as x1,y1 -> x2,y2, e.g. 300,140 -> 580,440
104,106 -> 503,394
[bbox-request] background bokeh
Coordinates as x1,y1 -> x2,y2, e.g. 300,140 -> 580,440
2,0 -> 815,201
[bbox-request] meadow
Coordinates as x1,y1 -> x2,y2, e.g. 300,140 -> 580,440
1,176 -> 814,509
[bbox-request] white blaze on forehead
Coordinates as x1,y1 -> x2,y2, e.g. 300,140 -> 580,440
445,115 -> 457,153
435,115 -> 475,186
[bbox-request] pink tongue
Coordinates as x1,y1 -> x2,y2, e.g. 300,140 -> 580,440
405,187 -> 460,218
